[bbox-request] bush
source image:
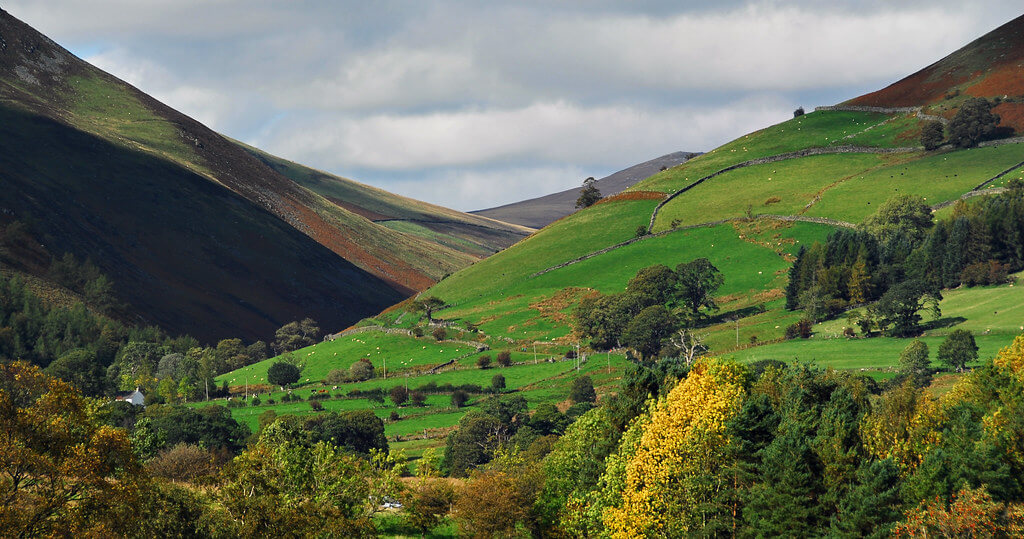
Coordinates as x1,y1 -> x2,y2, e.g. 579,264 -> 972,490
451,390 -> 469,408
569,376 -> 596,404
476,355 -> 492,369
635,225 -> 648,238
325,369 -> 347,384
390,385 -> 409,406
496,351 -> 512,367
491,374 -> 505,392
146,443 -> 218,483
410,391 -> 426,406
309,400 -> 323,411
785,319 -> 813,339
793,106 -> 805,117
249,396 -> 261,406
411,326 -> 424,337
308,392 -> 329,400
389,410 -> 400,422
432,327 -> 447,341
227,398 -> 243,408
349,358 -> 375,381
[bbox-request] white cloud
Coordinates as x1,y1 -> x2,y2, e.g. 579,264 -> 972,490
255,97 -> 788,172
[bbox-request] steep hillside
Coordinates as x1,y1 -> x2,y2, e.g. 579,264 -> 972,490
239,143 -> 532,259
0,9 -> 529,340
471,151 -> 698,228
848,13 -> 1024,132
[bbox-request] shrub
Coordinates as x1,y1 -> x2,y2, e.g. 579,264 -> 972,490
451,390 -> 469,408
310,400 -> 323,411
411,326 -> 424,337
308,392 -> 329,401
410,391 -> 426,406
491,374 -> 505,392
785,319 -> 813,339
793,107 -> 805,117
432,327 -> 447,341
325,369 -> 347,384
569,376 -> 596,404
496,351 -> 512,367
764,196 -> 782,206
349,358 -> 375,381
476,355 -> 492,369
249,396 -> 261,406
389,411 -> 400,422
635,225 -> 648,238
146,443 -> 217,483
390,385 -> 409,406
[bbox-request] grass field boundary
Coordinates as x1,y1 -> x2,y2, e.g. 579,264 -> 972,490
646,145 -> 920,233
930,157 -> 1024,211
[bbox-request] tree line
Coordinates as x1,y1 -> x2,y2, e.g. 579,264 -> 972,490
786,184 -> 1024,337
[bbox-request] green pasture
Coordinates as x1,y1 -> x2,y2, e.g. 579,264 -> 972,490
839,112 -> 923,147
428,198 -> 659,305
637,110 -> 899,194
651,153 -> 886,231
216,332 -> 482,386
725,333 -> 1012,374
805,143 -> 1024,223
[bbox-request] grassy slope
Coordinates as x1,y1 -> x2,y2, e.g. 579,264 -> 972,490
214,104 -> 1023,453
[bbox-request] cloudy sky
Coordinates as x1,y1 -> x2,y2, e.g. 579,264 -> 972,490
5,1 -> 1022,211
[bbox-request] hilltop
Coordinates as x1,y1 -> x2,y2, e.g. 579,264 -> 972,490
471,151 -> 699,228
0,9 -> 526,340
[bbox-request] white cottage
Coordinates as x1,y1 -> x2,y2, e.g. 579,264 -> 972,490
115,388 -> 145,406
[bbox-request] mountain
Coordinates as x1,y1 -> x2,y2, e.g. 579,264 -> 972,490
471,151 -> 699,228
0,9 -> 525,341
848,13 -> 1024,131
209,12 -> 1024,485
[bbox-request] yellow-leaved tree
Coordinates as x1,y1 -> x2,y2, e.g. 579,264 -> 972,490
603,358 -> 747,537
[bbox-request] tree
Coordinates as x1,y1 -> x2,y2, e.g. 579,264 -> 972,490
390,385 -> 409,406
793,107 -> 805,117
603,360 -> 747,536
45,349 -> 109,396
443,411 -> 503,476
410,391 -> 426,406
569,376 -> 597,404
412,296 -> 446,323
491,374 -> 506,392
937,329 -> 978,373
0,362 -> 143,537
431,326 -> 447,341
272,318 -> 320,354
496,351 -> 512,367
862,194 -> 934,248
948,97 -> 1000,148
476,355 -> 492,369
899,339 -> 932,388
627,264 -> 678,305
674,258 -> 724,319
875,280 -> 941,337
451,390 -> 469,408
668,328 -> 706,367
575,177 -> 602,209
267,361 -> 301,387
621,305 -> 676,362
920,120 -> 945,150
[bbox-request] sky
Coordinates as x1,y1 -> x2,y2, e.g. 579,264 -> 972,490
5,1 -> 1022,211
